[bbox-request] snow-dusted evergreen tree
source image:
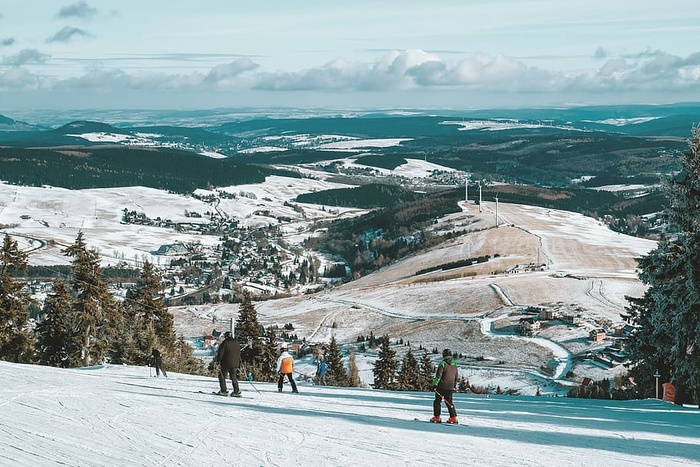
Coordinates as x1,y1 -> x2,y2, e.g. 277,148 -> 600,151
63,232 -> 119,366
0,234 -> 33,363
397,346 -> 421,391
236,291 -> 262,341
236,291 -> 263,373
127,261 -> 176,357
259,326 -> 280,381
372,334 -> 398,390
35,279 -> 72,367
171,334 -> 204,375
325,335 -> 349,386
625,128 -> 700,406
418,350 -> 436,391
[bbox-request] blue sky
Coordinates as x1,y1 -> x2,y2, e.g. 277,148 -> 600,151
1,0 -> 700,110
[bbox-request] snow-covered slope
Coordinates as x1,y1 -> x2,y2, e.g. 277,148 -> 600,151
0,362 -> 698,466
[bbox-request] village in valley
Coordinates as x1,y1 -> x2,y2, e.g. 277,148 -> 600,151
3,160 -> 651,396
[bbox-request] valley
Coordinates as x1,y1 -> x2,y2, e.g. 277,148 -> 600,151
2,104 -> 687,396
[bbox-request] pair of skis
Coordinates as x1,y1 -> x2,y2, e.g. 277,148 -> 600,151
200,390 -> 246,398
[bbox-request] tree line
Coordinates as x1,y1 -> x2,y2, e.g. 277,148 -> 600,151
0,232 -> 202,374
623,128 -> 700,407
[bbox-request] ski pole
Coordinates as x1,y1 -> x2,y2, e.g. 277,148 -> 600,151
434,388 -> 454,409
245,372 -> 261,394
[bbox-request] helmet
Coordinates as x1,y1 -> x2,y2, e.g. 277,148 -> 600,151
223,331 -> 232,339
442,349 -> 451,358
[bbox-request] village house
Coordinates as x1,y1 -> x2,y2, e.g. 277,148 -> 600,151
519,317 -> 541,336
538,308 -> 556,320
589,328 -> 607,342
562,314 -> 582,326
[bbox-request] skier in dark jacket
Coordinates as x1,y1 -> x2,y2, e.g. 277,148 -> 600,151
431,349 -> 458,424
215,331 -> 241,396
149,348 -> 167,377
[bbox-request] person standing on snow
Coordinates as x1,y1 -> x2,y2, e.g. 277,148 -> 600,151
276,347 -> 298,393
215,331 -> 241,397
431,349 -> 458,424
316,356 -> 328,386
149,348 -> 167,377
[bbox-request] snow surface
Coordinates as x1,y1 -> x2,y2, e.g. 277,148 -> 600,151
1,177 -> 661,396
1,362 -> 698,467
583,117 -> 661,126
316,138 -> 412,149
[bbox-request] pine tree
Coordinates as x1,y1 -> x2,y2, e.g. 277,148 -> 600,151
625,128 -> 700,406
128,261 -> 176,359
236,291 -> 263,370
259,326 -> 279,382
171,334 -> 204,375
63,232 -> 119,366
458,376 -> 470,393
418,350 -> 436,391
325,335 -> 349,386
236,291 -> 262,341
397,347 -> 421,391
107,302 -> 143,365
0,234 -> 33,363
372,334 -> 398,390
35,280 -> 72,367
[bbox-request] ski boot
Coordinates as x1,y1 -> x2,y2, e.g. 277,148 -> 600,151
446,416 -> 458,425
430,416 -> 441,423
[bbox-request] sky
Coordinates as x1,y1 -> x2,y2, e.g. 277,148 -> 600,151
1,361 -> 699,466
1,1 -> 700,111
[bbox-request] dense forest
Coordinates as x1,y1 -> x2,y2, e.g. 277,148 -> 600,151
0,146 -> 300,193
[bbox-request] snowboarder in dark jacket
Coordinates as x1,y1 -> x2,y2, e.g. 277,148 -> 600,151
431,349 -> 458,424
215,331 -> 241,396
149,348 -> 167,377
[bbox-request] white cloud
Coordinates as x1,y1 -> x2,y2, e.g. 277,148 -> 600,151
3,47 -> 700,108
0,67 -> 38,89
203,58 -> 259,85
46,26 -> 94,43
56,1 -> 98,20
2,48 -> 50,66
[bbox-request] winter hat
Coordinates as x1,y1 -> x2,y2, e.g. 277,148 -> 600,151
442,349 -> 451,358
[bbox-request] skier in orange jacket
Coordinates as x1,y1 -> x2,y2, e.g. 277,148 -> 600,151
276,347 -> 298,393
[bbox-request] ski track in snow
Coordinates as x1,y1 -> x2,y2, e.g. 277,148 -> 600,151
1,362 -> 699,467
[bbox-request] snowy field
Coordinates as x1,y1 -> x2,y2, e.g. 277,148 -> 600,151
0,170 -> 658,396
1,362 -> 698,467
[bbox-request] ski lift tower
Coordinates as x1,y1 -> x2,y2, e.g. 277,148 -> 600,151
478,181 -> 482,213
495,195 -> 499,227
465,175 -> 469,205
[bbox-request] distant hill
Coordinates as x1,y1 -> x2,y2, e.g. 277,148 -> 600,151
1,103 -> 697,200
52,120 -> 128,135
0,145 -> 300,192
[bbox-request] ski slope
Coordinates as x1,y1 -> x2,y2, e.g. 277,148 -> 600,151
1,362 -> 698,466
